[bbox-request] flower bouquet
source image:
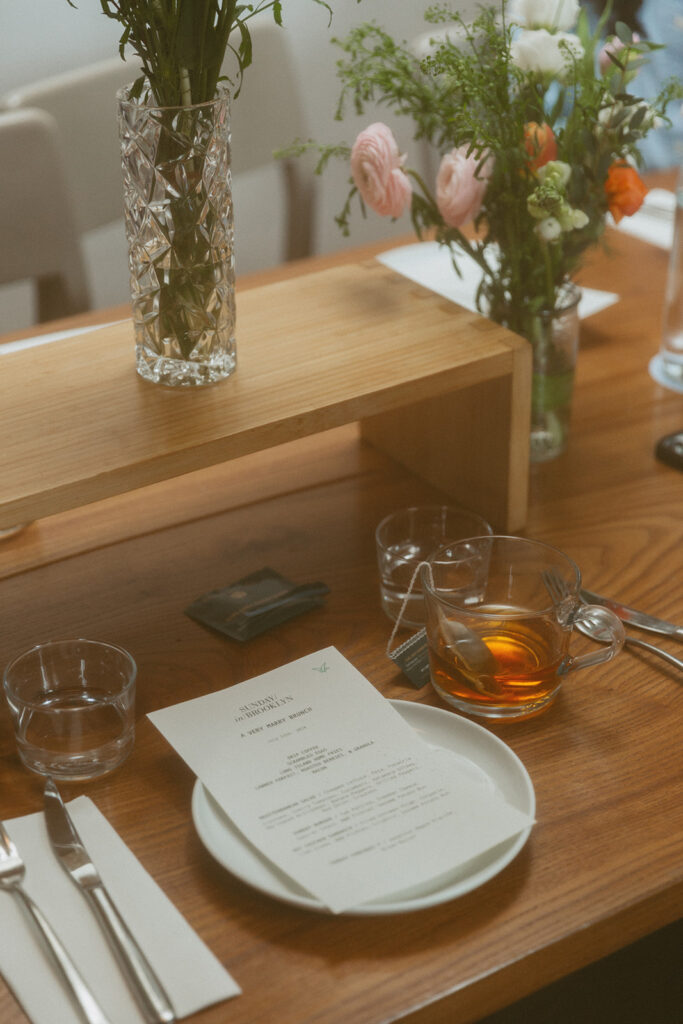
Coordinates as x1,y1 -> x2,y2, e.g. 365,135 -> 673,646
295,0 -> 681,456
72,0 -> 329,386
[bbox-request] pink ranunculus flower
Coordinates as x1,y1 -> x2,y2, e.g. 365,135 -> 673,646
436,146 -> 492,229
350,123 -> 412,219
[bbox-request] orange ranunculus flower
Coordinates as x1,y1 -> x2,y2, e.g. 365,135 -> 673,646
604,162 -> 648,223
523,122 -> 557,172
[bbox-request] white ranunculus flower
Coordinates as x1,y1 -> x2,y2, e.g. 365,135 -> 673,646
508,0 -> 580,31
535,216 -> 562,241
511,29 -> 584,78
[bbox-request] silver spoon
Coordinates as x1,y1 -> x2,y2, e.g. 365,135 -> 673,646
576,617 -> 683,673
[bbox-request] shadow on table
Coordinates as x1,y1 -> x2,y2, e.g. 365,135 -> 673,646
476,918 -> 682,1024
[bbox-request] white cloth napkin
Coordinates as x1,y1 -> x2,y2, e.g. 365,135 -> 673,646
0,798 -> 239,1024
612,188 -> 676,250
376,241 -> 618,320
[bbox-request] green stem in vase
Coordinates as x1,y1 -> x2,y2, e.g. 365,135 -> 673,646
149,99 -> 229,363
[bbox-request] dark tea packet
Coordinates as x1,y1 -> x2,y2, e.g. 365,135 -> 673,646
186,567 -> 329,642
388,628 -> 430,688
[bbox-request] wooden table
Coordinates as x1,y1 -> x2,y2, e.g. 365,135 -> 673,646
0,180 -> 681,1023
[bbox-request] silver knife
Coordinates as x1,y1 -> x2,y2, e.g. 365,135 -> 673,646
580,588 -> 683,640
43,778 -> 176,1024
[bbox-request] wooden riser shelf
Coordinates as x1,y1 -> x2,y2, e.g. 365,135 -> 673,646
1,259 -> 530,532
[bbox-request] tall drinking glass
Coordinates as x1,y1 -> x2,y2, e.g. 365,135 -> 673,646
659,166 -> 683,386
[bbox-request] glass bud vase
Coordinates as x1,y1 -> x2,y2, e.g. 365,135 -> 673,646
526,281 -> 581,463
118,85 -> 236,388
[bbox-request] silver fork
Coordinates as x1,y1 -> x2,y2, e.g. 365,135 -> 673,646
0,819 -> 112,1024
541,568 -> 577,620
543,569 -> 683,672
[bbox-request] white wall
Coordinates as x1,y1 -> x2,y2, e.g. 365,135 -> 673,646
1,1 -> 478,330
1,3 -> 120,92
268,0 -> 474,254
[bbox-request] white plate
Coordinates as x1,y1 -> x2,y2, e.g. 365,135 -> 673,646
191,700 -> 535,915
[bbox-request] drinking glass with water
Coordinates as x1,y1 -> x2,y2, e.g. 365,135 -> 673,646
375,505 -> 492,628
3,638 -> 136,780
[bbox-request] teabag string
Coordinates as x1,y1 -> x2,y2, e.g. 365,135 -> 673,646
386,562 -> 495,692
386,561 -> 434,657
385,561 -> 433,689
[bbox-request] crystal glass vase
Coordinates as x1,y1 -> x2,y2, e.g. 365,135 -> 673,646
524,281 -> 581,463
118,85 -> 236,388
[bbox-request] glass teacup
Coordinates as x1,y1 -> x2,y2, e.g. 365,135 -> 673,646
421,536 -> 625,720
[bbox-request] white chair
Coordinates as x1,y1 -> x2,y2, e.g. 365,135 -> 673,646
7,36 -> 316,267
3,58 -> 136,315
0,31 -> 315,324
227,19 -> 316,264
0,108 -> 90,322
3,57 -> 134,236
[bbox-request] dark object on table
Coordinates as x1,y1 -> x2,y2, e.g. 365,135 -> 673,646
186,568 -> 329,642
655,430 -> 683,471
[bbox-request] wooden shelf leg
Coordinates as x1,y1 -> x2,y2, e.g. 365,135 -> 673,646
359,366 -> 530,533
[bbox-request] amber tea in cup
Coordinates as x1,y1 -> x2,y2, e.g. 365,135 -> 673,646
422,536 -> 625,720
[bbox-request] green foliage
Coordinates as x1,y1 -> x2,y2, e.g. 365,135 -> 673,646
69,1 -> 331,106
296,0 -> 682,328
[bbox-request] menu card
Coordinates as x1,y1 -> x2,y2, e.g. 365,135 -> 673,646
149,648 -> 533,913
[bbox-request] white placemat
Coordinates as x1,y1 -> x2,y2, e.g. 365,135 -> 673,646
376,241 -> 618,320
0,798 -> 239,1024
612,188 -> 676,250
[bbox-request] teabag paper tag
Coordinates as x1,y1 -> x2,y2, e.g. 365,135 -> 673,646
388,628 -> 431,688
186,567 -> 329,642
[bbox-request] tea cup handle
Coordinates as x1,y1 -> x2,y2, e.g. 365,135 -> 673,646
565,605 -> 625,672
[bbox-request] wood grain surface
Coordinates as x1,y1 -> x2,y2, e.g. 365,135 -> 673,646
0,175 -> 681,1024
0,260 -> 529,532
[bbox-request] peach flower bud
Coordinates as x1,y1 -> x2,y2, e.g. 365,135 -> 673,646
524,122 -> 558,172
436,146 -> 492,229
350,123 -> 413,219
